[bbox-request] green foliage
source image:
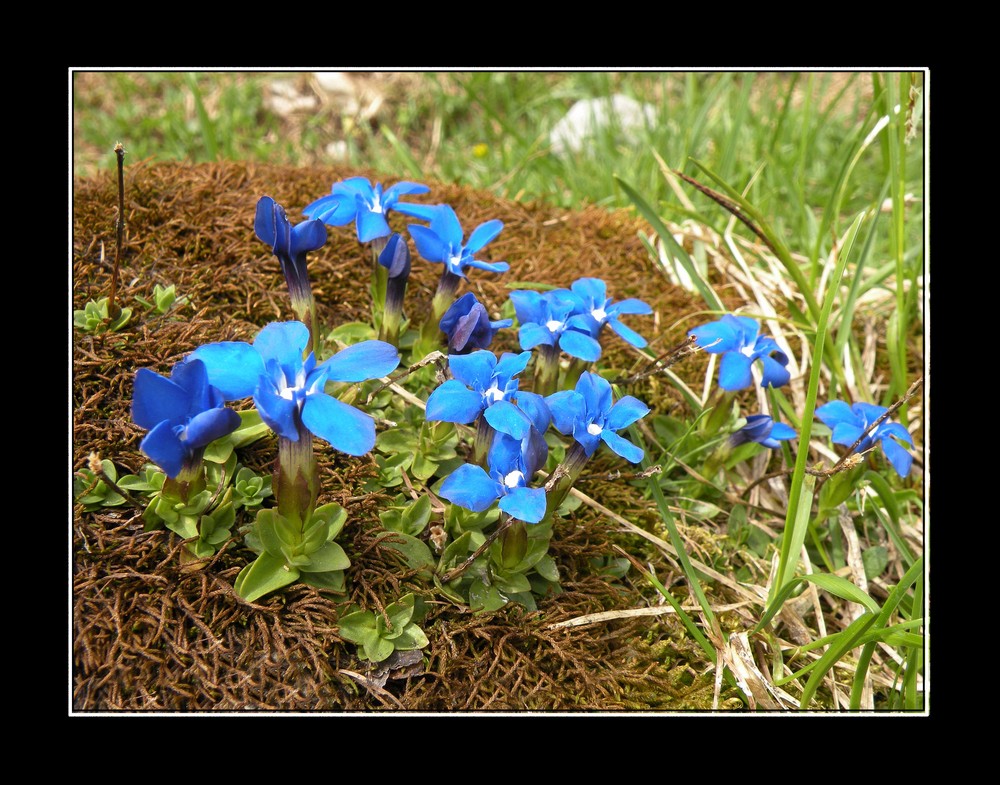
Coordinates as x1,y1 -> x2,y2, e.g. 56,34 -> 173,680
74,459 -> 127,510
337,593 -> 429,663
135,283 -> 191,314
74,297 -> 132,334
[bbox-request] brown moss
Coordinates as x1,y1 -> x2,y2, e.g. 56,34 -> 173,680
73,161 -> 739,711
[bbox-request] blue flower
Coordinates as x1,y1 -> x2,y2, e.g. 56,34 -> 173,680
508,289 -> 602,362
303,177 -> 431,243
439,432 -> 547,524
255,196 -> 327,303
545,372 -> 649,463
688,315 -> 790,391
729,414 -> 797,449
408,205 -> 510,278
378,232 -> 411,280
424,350 -> 537,436
815,400 -> 914,478
132,358 -> 242,479
567,277 -> 652,349
189,321 -> 399,456
439,292 -> 512,354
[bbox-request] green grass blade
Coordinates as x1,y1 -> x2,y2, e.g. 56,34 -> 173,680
799,612 -> 878,709
616,175 -> 724,313
378,124 -> 424,180
186,74 -> 217,161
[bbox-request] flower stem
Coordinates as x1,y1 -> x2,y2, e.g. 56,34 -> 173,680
473,413 -> 494,469
542,443 -> 590,523
275,432 -> 319,530
370,236 -> 389,328
533,344 -> 562,396
563,357 -> 590,391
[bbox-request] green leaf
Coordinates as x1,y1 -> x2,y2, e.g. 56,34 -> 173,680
363,636 -> 396,663
337,610 -> 377,644
311,502 -> 348,540
377,428 -> 420,454
818,465 -> 862,512
392,624 -> 429,651
233,552 -> 300,603
469,581 -> 508,613
403,495 -> 432,535
385,593 -> 417,632
862,546 -> 889,581
534,555 -> 560,583
410,454 -> 439,482
381,532 -> 436,574
493,571 -> 531,595
303,541 -> 351,573
328,321 -> 376,345
300,569 -> 346,593
165,514 -> 200,540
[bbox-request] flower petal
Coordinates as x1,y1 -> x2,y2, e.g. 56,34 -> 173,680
448,350 -> 499,392
484,400 -> 532,440
880,438 -> 913,478
301,393 -> 376,456
464,259 -> 510,274
465,219 -> 503,253
132,369 -> 190,430
769,422 -> 797,441
607,318 -> 648,348
609,298 -> 652,316
253,321 -> 310,369
425,380 -> 486,424
689,319 -> 741,353
546,390 -> 583,435
183,407 -> 242,449
384,181 -> 430,199
757,354 -> 791,388
428,206 -> 463,246
877,422 -> 914,447
570,277 -> 606,304
189,341 -> 265,401
499,486 -> 547,524
254,378 -> 300,441
321,340 -> 399,382
600,429 -> 644,464
606,395 -> 650,431
290,219 -> 328,256
558,329 -> 602,362
815,400 -> 857,429
509,290 -> 545,324
302,193 -> 356,224
439,464 -> 500,512
408,224 -> 448,264
718,352 -> 754,391
830,422 -> 866,448
139,420 -> 187,479
355,209 -> 391,243
519,322 -> 555,350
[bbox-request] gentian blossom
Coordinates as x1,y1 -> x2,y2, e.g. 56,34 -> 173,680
439,432 -> 548,524
439,292 -> 512,354
546,372 -> 649,463
189,321 -> 399,456
408,205 -> 509,279
508,289 -> 602,362
730,414 -> 797,449
424,350 -> 533,436
566,277 -> 652,349
132,358 -> 242,479
303,177 -> 431,243
378,233 -> 411,346
688,314 -> 790,391
255,195 -> 327,307
815,400 -> 914,478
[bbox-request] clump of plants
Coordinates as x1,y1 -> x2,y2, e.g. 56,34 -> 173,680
75,149 -> 922,710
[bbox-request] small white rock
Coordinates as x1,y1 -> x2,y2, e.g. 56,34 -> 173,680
313,72 -> 356,96
549,94 -> 658,156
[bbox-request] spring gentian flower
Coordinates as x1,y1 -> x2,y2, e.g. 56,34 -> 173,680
189,321 -> 399,456
303,177 -> 431,243
688,314 -> 790,391
425,350 -> 529,426
255,196 -> 327,308
509,289 -> 602,362
566,277 -> 652,349
408,205 -> 509,279
815,401 -> 914,477
378,233 -> 411,346
730,414 -> 797,449
439,292 -> 512,354
132,359 -> 242,479
546,372 -> 649,463
439,432 -> 547,524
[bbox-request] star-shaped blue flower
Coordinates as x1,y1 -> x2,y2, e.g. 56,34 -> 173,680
255,196 -> 327,304
439,292 -> 512,354
688,314 -> 790,391
815,400 -> 914,477
566,277 -> 652,349
408,205 -> 509,278
729,414 -> 797,449
508,289 -> 602,362
303,177 -> 432,243
132,358 -> 242,479
189,321 -> 399,456
545,372 -> 649,463
439,431 -> 547,524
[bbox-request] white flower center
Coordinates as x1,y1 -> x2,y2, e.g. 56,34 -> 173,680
485,383 -> 504,403
546,319 -> 564,333
370,194 -> 383,214
503,470 -> 525,489
591,307 -> 607,322
587,423 -> 603,436
740,344 -> 755,358
448,253 -> 463,271
278,367 -> 307,401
